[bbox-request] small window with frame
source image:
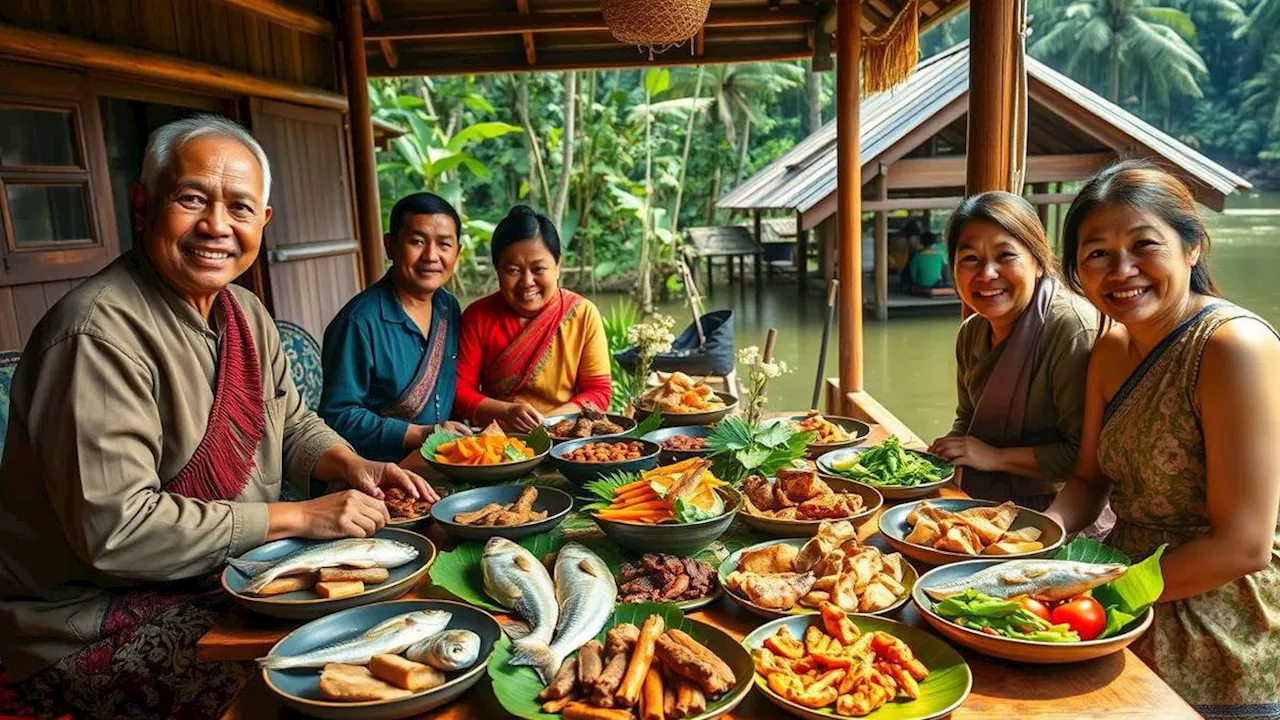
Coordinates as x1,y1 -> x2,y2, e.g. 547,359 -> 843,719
0,103 -> 98,252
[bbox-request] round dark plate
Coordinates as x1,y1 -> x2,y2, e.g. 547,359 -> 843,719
430,485 -> 572,542
262,599 -> 500,720
549,436 -> 661,487
633,392 -> 739,427
642,425 -> 716,465
421,432 -> 551,484
542,412 -> 636,444
816,446 -> 956,500
221,528 -> 436,621
879,498 -> 1065,566
590,486 -> 741,556
762,414 -> 872,457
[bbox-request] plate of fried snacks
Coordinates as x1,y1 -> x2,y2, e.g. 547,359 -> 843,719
544,402 -> 637,443
222,528 -> 437,620
879,499 -> 1065,566
260,599 -> 500,720
420,422 -> 551,483
633,372 -> 738,426
384,488 -> 435,529
739,468 -> 883,537
743,603 -> 972,720
617,553 -> 723,611
764,412 -> 872,457
817,437 -> 954,500
719,521 -> 916,619
430,485 -> 573,541
488,601 -> 754,720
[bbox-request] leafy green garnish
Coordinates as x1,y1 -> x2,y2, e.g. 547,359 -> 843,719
707,416 -> 813,485
1053,537 -> 1132,565
419,426 -> 458,459
627,410 -> 663,438
825,436 -> 950,487
524,425 -> 552,453
581,470 -> 640,512
503,443 -> 527,462
673,496 -> 718,524
933,589 -> 1079,642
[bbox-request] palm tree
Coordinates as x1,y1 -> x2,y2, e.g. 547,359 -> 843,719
1030,0 -> 1207,105
1241,51 -> 1280,138
1235,0 -> 1280,52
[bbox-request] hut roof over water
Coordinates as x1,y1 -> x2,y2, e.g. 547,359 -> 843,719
719,41 -> 1252,218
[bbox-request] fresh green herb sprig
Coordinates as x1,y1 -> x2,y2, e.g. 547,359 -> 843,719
706,416 -> 813,485
934,589 -> 1079,642
829,436 -> 949,487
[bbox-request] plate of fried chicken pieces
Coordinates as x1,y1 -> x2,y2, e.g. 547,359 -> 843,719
740,468 -> 883,536
720,520 -> 916,619
616,553 -> 723,611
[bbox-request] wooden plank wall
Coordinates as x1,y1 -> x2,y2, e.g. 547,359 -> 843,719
250,99 -> 361,343
0,0 -> 337,91
0,280 -> 80,351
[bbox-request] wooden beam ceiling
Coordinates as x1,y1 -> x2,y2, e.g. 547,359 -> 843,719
516,0 -> 537,66
369,43 -> 812,77
213,0 -> 335,38
365,5 -> 818,41
364,0 -> 398,68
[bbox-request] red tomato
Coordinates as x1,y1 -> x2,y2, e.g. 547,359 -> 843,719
1051,595 -> 1106,640
1019,597 -> 1052,622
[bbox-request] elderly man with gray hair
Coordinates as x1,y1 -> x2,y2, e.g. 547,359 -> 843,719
0,115 -> 436,719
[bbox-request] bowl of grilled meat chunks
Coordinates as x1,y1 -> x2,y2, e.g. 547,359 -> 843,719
616,553 -> 723,611
543,402 -> 636,444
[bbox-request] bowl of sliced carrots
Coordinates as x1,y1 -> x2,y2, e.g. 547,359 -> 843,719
420,423 -> 552,484
583,458 -> 742,556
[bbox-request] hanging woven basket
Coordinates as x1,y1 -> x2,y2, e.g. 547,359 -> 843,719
601,0 -> 711,47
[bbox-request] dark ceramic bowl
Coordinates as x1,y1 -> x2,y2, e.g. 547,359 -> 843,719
642,425 -> 716,465
221,528 -> 436,621
430,485 -> 572,542
879,498 -> 1066,566
549,436 -> 661,487
762,414 -> 872,458
261,599 -> 500,719
913,559 -> 1154,664
421,432 -> 551,484
633,392 -> 739,427
542,412 -> 636,444
589,486 -> 741,556
736,475 -> 884,537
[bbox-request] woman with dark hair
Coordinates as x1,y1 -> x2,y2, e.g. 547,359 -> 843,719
929,191 -> 1098,511
320,192 -> 470,463
1045,160 -> 1280,716
454,205 -> 611,431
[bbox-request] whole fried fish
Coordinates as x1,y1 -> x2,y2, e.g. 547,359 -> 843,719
257,610 -> 450,669
230,538 -> 419,596
531,543 -> 617,685
405,629 -> 482,671
923,560 -> 1128,602
482,537 -> 558,666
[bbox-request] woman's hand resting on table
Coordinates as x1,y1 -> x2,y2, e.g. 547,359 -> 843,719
930,434 -> 1001,472
498,402 -> 544,433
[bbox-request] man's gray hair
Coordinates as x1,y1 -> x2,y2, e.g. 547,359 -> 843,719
140,114 -> 272,205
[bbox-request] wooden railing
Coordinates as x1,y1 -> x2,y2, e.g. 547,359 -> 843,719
823,377 -> 926,449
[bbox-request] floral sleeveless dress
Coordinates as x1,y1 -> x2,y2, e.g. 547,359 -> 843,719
1098,303 -> 1280,719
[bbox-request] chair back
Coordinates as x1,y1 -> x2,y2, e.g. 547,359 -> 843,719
275,319 -> 322,412
0,350 -> 21,461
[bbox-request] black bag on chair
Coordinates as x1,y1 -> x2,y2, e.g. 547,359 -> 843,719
613,310 -> 735,377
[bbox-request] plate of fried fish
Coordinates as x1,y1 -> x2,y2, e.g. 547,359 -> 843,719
430,485 -> 572,541
878,499 -> 1065,566
739,468 -> 883,537
543,402 -> 636,444
718,521 -> 916,619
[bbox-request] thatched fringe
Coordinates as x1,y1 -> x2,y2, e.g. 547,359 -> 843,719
861,0 -> 919,96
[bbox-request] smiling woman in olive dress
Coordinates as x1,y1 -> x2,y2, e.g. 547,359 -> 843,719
453,205 -> 611,432
929,191 -> 1098,511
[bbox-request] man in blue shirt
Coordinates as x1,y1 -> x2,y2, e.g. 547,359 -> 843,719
320,193 -> 471,462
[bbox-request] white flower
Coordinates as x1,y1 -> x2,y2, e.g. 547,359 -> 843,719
628,314 -> 676,354
737,346 -> 761,367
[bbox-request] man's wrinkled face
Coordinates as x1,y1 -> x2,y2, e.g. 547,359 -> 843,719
137,135 -> 270,307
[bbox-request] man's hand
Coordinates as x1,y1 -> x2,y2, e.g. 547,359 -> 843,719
345,458 -> 439,503
294,490 -> 390,539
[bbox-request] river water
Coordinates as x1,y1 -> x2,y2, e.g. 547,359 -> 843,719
591,191 -> 1280,442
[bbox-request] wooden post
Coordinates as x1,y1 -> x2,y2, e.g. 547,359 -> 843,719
753,210 -> 764,290
1034,182 -> 1050,227
874,171 -> 889,322
706,256 -> 714,298
965,0 -> 1020,195
344,0 -> 384,286
795,211 -> 808,293
836,0 -> 863,405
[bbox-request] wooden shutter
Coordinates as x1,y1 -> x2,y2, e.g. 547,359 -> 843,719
246,99 -> 362,344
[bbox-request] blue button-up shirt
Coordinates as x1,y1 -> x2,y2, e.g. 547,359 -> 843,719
319,274 -> 460,462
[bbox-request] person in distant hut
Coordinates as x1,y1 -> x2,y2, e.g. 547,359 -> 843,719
454,205 -> 611,432
320,192 -> 472,463
0,115 -> 436,720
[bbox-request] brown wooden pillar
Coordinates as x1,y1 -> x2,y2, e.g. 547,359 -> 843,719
795,211 -> 809,294
966,0 -> 1020,195
345,0 -> 383,286
874,170 -> 889,322
837,0 -> 863,401
1033,182 -> 1050,227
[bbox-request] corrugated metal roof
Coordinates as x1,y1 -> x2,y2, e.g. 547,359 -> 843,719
719,42 -> 1249,213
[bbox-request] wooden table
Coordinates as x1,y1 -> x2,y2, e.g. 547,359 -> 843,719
206,424 -> 1199,720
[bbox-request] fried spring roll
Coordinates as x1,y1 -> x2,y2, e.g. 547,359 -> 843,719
578,640 -> 604,686
454,503 -> 503,525
640,666 -> 665,720
542,692 -> 580,714
654,629 -> 734,696
317,567 -> 390,584
606,624 -> 641,656
616,616 -> 664,706
538,657 -> 579,701
562,702 -> 635,720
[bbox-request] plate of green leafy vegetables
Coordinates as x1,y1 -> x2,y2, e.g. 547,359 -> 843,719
816,436 -> 955,499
